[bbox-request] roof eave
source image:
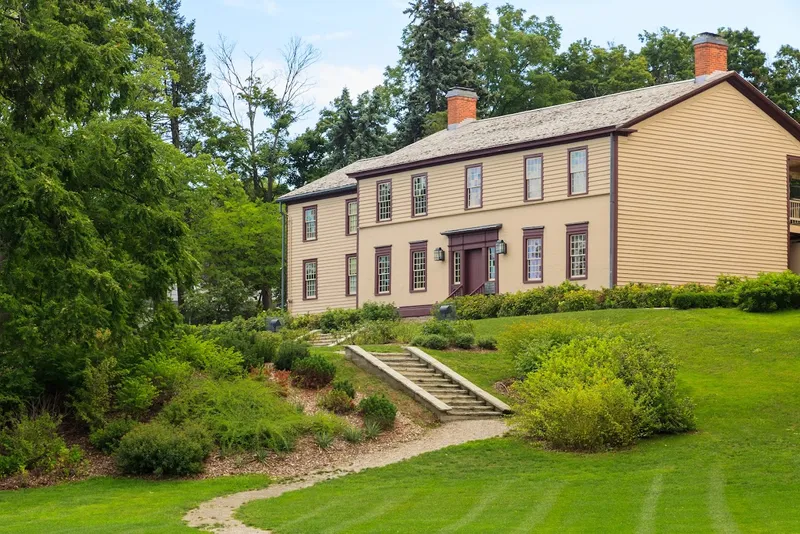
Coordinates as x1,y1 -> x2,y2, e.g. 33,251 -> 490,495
277,184 -> 357,205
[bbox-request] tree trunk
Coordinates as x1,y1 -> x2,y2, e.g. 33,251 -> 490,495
261,285 -> 271,310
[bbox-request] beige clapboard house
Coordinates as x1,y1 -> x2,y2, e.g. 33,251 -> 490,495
279,33 -> 800,316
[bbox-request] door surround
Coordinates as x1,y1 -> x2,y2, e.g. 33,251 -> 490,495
442,224 -> 502,295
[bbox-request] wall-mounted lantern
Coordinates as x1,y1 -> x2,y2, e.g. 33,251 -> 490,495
495,239 -> 507,255
433,247 -> 446,261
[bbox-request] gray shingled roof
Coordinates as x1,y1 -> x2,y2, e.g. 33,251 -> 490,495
280,73 -> 729,200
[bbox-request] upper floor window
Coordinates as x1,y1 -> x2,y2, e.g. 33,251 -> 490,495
525,155 -> 543,201
465,164 -> 482,209
303,259 -> 317,299
569,148 -> 588,196
487,247 -> 496,281
410,241 -> 427,292
346,254 -> 357,296
523,227 -> 544,283
346,199 -> 358,235
303,206 -> 317,241
566,222 -> 588,280
375,246 -> 391,295
412,174 -> 428,217
377,181 -> 392,222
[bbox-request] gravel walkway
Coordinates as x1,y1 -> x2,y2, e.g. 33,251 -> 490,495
184,419 -> 508,534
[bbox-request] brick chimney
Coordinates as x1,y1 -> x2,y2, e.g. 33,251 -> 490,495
693,32 -> 728,81
446,87 -> 478,130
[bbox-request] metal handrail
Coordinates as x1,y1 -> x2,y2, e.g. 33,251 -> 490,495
446,285 -> 464,300
469,283 -> 486,296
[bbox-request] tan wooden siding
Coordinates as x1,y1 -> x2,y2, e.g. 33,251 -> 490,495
617,82 -> 800,285
358,194 -> 610,308
359,138 -> 611,229
286,195 -> 357,314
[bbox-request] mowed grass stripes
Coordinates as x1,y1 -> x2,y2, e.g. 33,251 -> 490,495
237,309 -> 800,533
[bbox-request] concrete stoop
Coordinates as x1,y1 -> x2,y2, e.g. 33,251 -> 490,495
344,345 -> 512,421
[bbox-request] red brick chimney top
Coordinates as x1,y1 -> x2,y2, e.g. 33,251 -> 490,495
693,32 -> 728,81
446,87 -> 478,129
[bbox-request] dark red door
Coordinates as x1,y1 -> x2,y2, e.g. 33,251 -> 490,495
464,248 -> 485,294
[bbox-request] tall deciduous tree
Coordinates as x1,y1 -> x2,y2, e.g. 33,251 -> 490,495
639,27 -> 694,84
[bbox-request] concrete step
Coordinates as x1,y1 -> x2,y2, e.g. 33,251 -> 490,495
386,362 -> 429,370
446,399 -> 489,408
373,352 -> 412,358
447,409 -> 503,417
410,377 -> 453,385
399,370 -> 439,377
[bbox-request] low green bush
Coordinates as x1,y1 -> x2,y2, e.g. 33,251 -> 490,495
735,271 -> 800,312
453,332 -> 475,349
411,334 -> 448,350
601,283 -> 674,309
558,289 -> 600,312
319,308 -> 362,333
332,379 -> 356,399
361,301 -> 400,321
0,414 -> 84,477
352,320 -> 396,345
170,335 -> 244,379
89,418 -> 139,454
364,419 -> 382,440
342,426 -> 363,443
314,430 -> 335,449
274,340 -> 310,371
476,336 -> 497,350
318,389 -> 354,414
138,353 -> 192,397
115,421 -> 212,476
72,357 -> 120,429
290,313 -> 322,331
116,376 -> 158,415
195,318 -> 281,369
292,355 -> 336,389
670,292 -> 720,310
359,394 -> 397,430
159,378 -> 308,453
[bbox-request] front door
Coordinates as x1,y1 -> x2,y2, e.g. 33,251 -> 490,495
464,248 -> 485,295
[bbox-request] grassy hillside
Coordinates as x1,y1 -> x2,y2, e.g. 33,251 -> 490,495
237,309 -> 800,533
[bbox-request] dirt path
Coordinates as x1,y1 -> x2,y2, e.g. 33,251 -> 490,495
184,419 -> 508,534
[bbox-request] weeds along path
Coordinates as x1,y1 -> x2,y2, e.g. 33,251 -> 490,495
184,419 -> 508,534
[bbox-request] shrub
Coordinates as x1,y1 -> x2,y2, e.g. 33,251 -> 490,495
498,318 -> 605,376
318,389 -> 354,414
342,426 -> 363,443
411,334 -> 448,350
447,294 -> 504,320
181,273 -> 259,325
72,357 -> 120,428
361,301 -> 400,321
290,313 -> 321,331
319,308 -> 362,333
171,335 -> 243,379
138,353 -> 192,396
670,292 -> 720,310
558,290 -> 599,312
359,394 -> 397,430
314,430 -> 335,449
471,336 -> 496,351
89,418 -> 139,454
715,274 -> 745,292
601,283 -> 673,309
159,378 -> 307,453
292,354 -> 336,389
420,320 -> 456,338
116,376 -> 158,415
274,340 -> 310,371
194,319 -> 280,369
363,419 -> 382,440
352,320 -> 396,345
453,332 -> 475,349
0,414 -> 84,477
735,271 -> 800,312
115,422 -> 212,476
332,379 -> 356,399
390,321 -> 422,343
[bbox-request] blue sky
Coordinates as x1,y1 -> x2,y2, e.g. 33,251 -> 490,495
183,0 -> 800,130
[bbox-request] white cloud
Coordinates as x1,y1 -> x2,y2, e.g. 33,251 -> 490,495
307,62 -> 385,111
222,0 -> 278,15
304,31 -> 353,43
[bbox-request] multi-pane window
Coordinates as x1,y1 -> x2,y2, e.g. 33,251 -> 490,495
375,246 -> 391,295
377,181 -> 392,221
303,206 -> 317,241
523,227 -> 544,283
487,247 -> 496,281
525,155 -> 543,201
569,148 -> 588,195
346,199 -> 358,235
304,260 -> 317,299
465,165 -> 482,209
346,254 -> 357,296
412,174 -> 428,216
412,252 -> 426,290
453,251 -> 461,285
566,223 -> 588,279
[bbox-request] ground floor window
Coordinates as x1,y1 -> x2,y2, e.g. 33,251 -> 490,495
453,251 -> 461,285
346,254 -> 357,296
410,241 -> 427,292
523,227 -> 544,283
375,246 -> 391,295
488,247 -> 496,281
303,259 -> 317,299
566,222 -> 588,279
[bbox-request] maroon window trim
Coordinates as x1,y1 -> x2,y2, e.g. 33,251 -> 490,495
376,179 -> 392,223
374,245 -> 392,296
522,226 -> 544,284
302,205 -> 318,242
409,240 -> 428,293
411,173 -> 428,218
345,198 -> 358,236
345,253 -> 357,296
523,154 -> 544,202
464,163 -> 483,210
566,222 -> 589,280
302,258 -> 318,300
567,146 -> 589,197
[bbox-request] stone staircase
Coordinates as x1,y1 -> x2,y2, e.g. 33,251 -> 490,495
345,346 -> 511,421
309,331 -> 337,347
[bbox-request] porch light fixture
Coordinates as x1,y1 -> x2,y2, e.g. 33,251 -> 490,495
433,247 -> 445,261
495,239 -> 507,255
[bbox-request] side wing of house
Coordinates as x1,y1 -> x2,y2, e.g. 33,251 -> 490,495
617,81 -> 800,285
286,194 -> 357,314
357,137 -> 611,313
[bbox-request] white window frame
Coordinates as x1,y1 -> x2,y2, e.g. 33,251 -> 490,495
526,237 -> 543,282
465,165 -> 482,209
346,255 -> 357,296
412,250 -> 426,291
303,206 -> 317,241
304,260 -> 317,299
525,155 -> 543,201
377,181 -> 392,222
569,148 -> 588,196
488,247 -> 496,281
412,174 -> 428,217
347,200 -> 358,235
453,251 -> 461,285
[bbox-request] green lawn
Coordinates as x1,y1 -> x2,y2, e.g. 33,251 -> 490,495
0,475 -> 268,533
238,308 -> 800,533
